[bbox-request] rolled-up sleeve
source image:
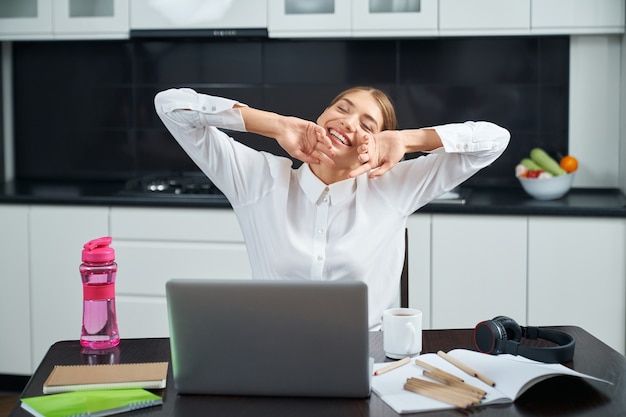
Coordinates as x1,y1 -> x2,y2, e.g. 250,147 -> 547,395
431,121 -> 510,156
380,121 -> 510,214
154,88 -> 247,135
154,88 -> 278,207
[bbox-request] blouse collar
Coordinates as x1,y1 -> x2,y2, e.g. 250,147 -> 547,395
297,164 -> 356,206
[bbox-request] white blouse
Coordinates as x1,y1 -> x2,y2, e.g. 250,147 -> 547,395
155,88 -> 510,329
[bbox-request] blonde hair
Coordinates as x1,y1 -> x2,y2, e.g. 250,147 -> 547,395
329,86 -> 397,131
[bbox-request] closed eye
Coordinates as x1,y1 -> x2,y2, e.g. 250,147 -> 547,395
335,97 -> 380,133
361,122 -> 374,133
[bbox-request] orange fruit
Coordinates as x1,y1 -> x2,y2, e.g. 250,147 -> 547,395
560,155 -> 578,173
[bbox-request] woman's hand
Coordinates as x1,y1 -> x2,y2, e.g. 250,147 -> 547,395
239,106 -> 335,167
276,117 -> 335,167
349,130 -> 406,178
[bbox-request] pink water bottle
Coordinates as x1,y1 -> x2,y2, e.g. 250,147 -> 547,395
80,236 -> 120,349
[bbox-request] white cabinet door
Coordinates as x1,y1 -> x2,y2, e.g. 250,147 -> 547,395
431,215 -> 528,329
268,0 -> 351,37
352,0 -> 438,37
532,0 -> 625,34
52,0 -> 129,39
0,0 -> 129,40
29,206 -> 110,371
113,240 -> 251,296
110,208 -> 250,297
109,207 -> 251,339
528,217 -> 626,355
439,0 -> 530,35
130,0 -> 266,30
116,296 -> 169,338
0,206 -> 31,375
110,207 -> 243,242
0,0 -> 53,40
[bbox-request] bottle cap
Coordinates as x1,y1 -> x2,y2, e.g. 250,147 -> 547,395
82,236 -> 115,262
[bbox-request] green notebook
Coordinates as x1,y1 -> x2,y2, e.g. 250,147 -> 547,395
20,388 -> 162,417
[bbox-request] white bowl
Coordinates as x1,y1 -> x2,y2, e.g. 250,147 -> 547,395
517,172 -> 575,200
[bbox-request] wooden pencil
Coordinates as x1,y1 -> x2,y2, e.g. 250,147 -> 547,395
403,378 -> 480,409
404,382 -> 472,409
423,370 -> 487,398
437,350 -> 496,387
414,358 -> 465,383
374,356 -> 411,376
406,378 -> 483,403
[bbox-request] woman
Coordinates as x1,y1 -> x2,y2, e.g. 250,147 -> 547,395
155,86 -> 510,329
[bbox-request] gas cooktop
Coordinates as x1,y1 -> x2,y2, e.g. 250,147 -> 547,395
119,172 -> 469,204
120,172 -> 224,198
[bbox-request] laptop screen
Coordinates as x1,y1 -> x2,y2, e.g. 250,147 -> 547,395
166,279 -> 371,398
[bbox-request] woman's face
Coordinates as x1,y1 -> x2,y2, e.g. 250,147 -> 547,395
316,90 -> 385,167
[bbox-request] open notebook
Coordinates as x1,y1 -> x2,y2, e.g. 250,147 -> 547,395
372,349 -> 611,414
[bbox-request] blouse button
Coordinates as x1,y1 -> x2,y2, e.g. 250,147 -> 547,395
317,255 -> 324,261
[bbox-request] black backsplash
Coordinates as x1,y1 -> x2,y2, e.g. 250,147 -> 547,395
12,36 -> 569,187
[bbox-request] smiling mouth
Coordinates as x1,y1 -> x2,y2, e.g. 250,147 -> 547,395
329,129 -> 351,147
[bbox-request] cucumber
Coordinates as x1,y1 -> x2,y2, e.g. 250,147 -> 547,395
520,158 -> 542,171
530,148 -> 567,176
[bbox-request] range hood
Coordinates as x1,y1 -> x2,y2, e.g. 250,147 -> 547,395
130,28 -> 267,38
130,0 -> 267,38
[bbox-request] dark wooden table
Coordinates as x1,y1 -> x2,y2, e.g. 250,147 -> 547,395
10,326 -> 625,416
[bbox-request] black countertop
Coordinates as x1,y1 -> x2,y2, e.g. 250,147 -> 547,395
1,179 -> 625,217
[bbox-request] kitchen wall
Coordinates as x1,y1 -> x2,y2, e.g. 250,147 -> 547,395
569,35 -> 623,189
10,36 -> 570,188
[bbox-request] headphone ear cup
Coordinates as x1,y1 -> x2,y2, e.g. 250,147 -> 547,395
474,319 -> 508,354
494,316 -> 523,342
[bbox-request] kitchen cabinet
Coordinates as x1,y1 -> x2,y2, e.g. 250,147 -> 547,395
3,0 -> 624,41
0,206 -> 31,375
439,0 -> 624,36
351,0 -> 438,38
424,213 -> 626,355
130,0 -> 267,32
0,0 -> 53,39
53,0 -> 129,39
29,206 -> 109,371
3,205 -> 625,376
0,0 -> 128,40
268,0 -> 438,38
528,217 -> 626,354
7,205 -> 250,373
430,215 -> 528,329
439,0 -> 530,35
269,0 -> 624,39
110,207 -> 251,338
532,0 -> 625,34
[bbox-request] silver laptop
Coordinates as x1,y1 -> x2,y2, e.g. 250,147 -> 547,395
166,279 -> 371,398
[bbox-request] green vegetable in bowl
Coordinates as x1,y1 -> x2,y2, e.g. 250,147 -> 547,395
530,148 -> 567,176
520,158 -> 542,171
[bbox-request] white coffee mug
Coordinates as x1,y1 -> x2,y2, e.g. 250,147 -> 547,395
382,308 -> 423,359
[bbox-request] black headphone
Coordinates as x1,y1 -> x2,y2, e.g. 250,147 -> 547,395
473,316 -> 575,363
